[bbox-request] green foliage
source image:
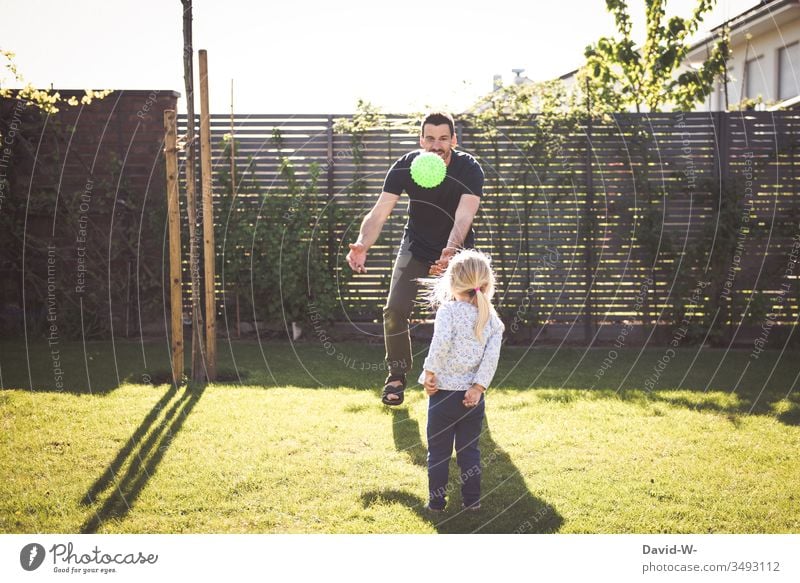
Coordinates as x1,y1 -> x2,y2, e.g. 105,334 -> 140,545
581,0 -> 729,112
0,104 -> 164,339
270,159 -> 340,323
0,49 -> 111,114
729,95 -> 772,111
214,142 -> 262,322
466,81 -> 582,330
215,134 -> 351,328
334,99 -> 388,196
674,169 -> 780,345
333,99 -> 387,136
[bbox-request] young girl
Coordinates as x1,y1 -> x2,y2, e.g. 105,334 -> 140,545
417,248 -> 504,512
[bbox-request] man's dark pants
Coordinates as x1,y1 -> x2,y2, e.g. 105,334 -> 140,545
383,239 -> 431,377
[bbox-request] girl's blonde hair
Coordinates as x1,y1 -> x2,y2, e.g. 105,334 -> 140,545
420,248 -> 498,342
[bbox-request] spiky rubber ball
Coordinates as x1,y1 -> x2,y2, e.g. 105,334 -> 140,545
410,151 -> 446,188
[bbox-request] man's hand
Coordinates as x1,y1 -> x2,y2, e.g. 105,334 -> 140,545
423,370 -> 438,395
347,242 -> 368,273
429,246 -> 457,276
463,384 -> 485,408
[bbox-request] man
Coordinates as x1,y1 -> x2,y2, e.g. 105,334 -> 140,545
346,112 -> 484,405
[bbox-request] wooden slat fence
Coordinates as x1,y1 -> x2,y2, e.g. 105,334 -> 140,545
177,111 -> 799,337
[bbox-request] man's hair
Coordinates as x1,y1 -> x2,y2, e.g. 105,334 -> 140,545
420,112 -> 455,136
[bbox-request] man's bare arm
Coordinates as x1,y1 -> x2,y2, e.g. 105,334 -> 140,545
428,194 -> 482,276
446,194 -> 481,249
357,191 -> 401,249
347,191 -> 401,273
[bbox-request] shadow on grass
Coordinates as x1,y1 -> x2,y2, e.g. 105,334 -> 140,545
265,344 -> 800,427
3,340 -> 797,426
79,384 -> 206,533
391,407 -> 427,467
777,393 -> 800,425
0,341 -> 176,395
604,388 -> 800,427
363,414 -> 563,534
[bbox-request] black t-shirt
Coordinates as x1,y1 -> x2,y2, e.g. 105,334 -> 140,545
382,149 -> 484,262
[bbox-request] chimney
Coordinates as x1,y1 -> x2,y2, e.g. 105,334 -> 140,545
492,74 -> 502,91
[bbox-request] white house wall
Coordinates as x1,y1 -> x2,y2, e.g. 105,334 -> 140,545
696,13 -> 800,110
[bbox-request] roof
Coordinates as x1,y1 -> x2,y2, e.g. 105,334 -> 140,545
708,0 -> 798,34
687,0 -> 800,54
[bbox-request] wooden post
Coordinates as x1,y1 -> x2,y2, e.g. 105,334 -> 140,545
164,110 -> 184,385
584,77 -> 595,343
326,115 -> 335,273
199,49 -> 216,381
231,81 -> 239,340
230,79 -> 236,196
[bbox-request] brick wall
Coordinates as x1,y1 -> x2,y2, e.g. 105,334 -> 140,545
0,89 -> 180,338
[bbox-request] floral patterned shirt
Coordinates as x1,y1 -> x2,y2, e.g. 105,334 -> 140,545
417,300 -> 505,391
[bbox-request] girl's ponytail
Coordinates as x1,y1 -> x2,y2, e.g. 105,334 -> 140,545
417,248 -> 498,342
473,286 -> 490,342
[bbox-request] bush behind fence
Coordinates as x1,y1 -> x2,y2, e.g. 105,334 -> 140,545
181,111 -> 799,347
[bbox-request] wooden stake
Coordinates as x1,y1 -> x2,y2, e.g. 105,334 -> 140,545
199,49 -> 216,381
230,79 -> 236,196
231,80 -> 239,340
164,110 -> 184,386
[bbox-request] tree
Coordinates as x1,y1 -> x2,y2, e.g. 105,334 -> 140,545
1,50 -> 110,113
180,0 -> 206,383
578,1 -> 731,328
582,0 -> 729,112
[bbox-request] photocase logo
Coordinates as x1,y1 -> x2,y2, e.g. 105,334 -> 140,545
20,543 -> 46,571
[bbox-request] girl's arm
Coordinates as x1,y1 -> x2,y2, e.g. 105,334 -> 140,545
472,319 -> 504,390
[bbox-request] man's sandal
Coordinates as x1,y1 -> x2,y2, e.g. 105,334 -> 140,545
381,373 -> 406,406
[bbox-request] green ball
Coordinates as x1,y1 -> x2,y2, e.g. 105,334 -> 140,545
410,151 -> 446,188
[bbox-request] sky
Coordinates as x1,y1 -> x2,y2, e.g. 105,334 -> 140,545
1,0 -> 761,114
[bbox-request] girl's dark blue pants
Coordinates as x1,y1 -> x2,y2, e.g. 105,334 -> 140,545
426,389 -> 485,510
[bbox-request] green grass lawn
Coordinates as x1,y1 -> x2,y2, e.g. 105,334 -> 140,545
1,339 -> 798,533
